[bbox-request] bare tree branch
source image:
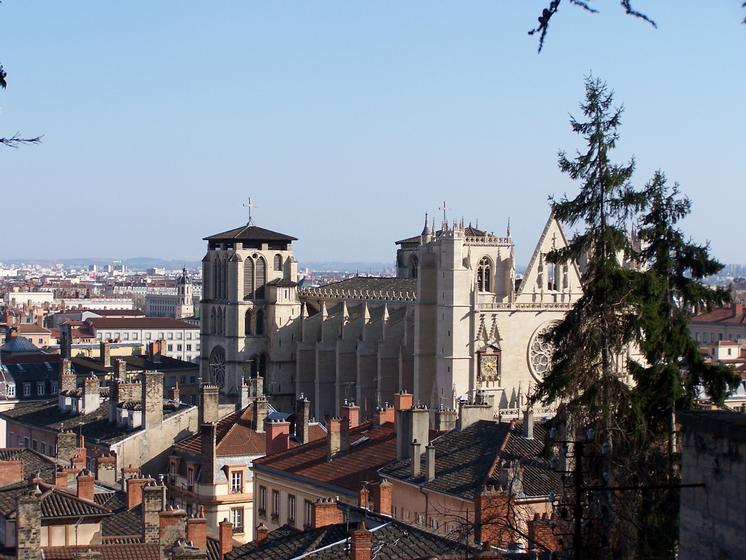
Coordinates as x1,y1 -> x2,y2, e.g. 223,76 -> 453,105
0,132 -> 42,148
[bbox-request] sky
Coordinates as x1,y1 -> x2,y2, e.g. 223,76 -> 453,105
1,1 -> 744,266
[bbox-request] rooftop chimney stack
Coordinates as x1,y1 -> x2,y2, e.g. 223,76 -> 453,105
82,375 -> 100,414
397,404 -> 428,460
265,418 -> 291,456
99,341 -> 111,367
351,522 -> 372,560
253,396 -> 269,433
186,507 -> 207,550
410,440 -> 422,478
255,523 -> 269,544
219,518 -> 234,558
16,490 -> 42,560
327,417 -> 349,459
200,423 -> 217,484
340,400 -> 360,429
425,444 -> 436,482
199,384 -> 219,425
76,469 -> 94,501
435,408 -> 458,433
373,403 -> 395,426
142,479 -> 167,543
141,370 -> 164,429
523,410 -> 534,439
295,394 -> 310,445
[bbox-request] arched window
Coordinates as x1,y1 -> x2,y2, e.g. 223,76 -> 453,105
209,346 -> 226,387
255,257 -> 266,299
477,257 -> 492,292
223,259 -> 230,299
255,308 -> 265,336
245,309 -> 253,336
243,258 -> 254,299
410,255 -> 419,279
218,307 -> 225,335
213,259 -> 221,299
274,254 -> 283,272
258,354 -> 267,377
210,308 -> 217,333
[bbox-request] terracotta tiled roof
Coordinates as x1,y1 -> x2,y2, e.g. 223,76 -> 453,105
15,323 -> 50,335
42,544 -> 159,560
0,448 -> 63,484
96,491 -> 144,538
690,305 -> 746,325
253,421 -> 397,495
175,404 -> 326,459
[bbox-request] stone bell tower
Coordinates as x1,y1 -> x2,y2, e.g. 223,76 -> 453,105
200,207 -> 300,405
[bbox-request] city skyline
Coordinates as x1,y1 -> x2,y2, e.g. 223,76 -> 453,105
2,2 -> 744,264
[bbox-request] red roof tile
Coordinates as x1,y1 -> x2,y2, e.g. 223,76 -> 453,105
691,305 -> 746,325
253,421 -> 397,494
42,544 -> 159,560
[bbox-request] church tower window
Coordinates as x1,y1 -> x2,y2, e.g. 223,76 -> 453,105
213,259 -> 222,299
256,308 -> 265,336
477,257 -> 492,292
410,255 -> 419,279
255,257 -> 266,299
274,254 -> 283,272
245,309 -> 253,336
210,308 -> 217,333
244,258 -> 255,299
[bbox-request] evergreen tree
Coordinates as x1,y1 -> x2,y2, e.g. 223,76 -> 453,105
630,171 -> 738,558
531,75 -> 646,559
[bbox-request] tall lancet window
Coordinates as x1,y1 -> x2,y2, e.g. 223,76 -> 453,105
244,258 -> 255,299
245,309 -> 253,336
255,257 -> 266,299
274,254 -> 283,272
410,255 -> 419,279
477,257 -> 492,292
213,259 -> 221,299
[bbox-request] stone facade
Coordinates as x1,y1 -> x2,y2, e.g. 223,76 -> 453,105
679,411 -> 746,560
201,213 -> 583,422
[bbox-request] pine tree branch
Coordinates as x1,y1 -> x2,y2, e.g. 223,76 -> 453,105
0,132 -> 42,148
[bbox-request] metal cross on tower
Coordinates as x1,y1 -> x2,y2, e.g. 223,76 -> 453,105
439,200 -> 450,227
243,197 -> 257,226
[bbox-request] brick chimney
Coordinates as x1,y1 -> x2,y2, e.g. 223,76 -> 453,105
169,382 -> 180,403
219,518 -> 233,558
82,375 -> 100,414
141,371 -> 163,429
142,480 -> 166,543
253,396 -> 269,433
327,417 -> 349,459
56,431 -> 77,465
109,377 -> 120,423
340,400 -> 360,429
295,394 -> 311,444
393,391 -> 413,415
475,484 -> 514,548
186,507 -> 207,550
199,384 -> 219,425
159,507 -> 187,557
59,359 -> 76,393
372,479 -> 392,516
528,512 -> 560,553
265,418 -> 290,456
60,324 -> 72,359
312,498 -> 343,528
200,422 -> 217,484
113,358 -> 128,380
126,477 -> 146,509
0,460 -> 23,486
435,408 -> 457,433
255,523 -> 269,543
373,404 -> 394,426
457,399 -> 494,431
358,485 -> 370,509
16,489 -> 42,560
350,522 -> 372,560
99,341 -> 111,367
76,469 -> 95,501
72,436 -> 87,471
148,340 -> 162,363
55,468 -> 69,488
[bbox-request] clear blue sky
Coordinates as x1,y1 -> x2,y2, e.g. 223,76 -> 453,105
1,1 -> 744,265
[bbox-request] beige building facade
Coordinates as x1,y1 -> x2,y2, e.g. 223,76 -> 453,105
201,212 -> 583,421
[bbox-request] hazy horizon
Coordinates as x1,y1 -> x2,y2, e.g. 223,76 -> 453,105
2,2 -> 744,265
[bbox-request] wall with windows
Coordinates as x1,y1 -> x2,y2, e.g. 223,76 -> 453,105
94,327 -> 200,362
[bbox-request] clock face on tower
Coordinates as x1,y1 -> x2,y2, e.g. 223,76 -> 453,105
209,346 -> 226,388
478,350 -> 500,383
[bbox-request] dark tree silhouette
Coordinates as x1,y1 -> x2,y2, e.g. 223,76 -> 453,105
529,1 -> 746,52
1,60 -> 41,147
